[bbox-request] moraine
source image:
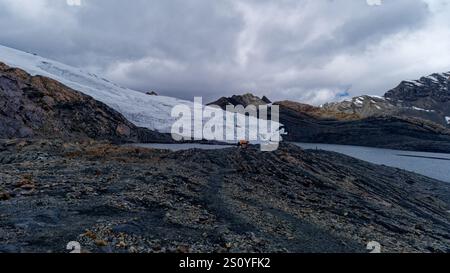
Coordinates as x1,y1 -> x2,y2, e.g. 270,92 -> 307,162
132,143 -> 450,183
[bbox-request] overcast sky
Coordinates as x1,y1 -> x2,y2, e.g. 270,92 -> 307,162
1,0 -> 449,104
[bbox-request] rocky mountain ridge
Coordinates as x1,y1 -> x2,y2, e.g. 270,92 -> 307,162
323,71 -> 450,127
208,93 -> 271,109
385,72 -> 450,126
207,70 -> 450,152
0,62 -> 171,143
277,100 -> 450,153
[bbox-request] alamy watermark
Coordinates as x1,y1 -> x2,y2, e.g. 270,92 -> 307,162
170,97 -> 283,151
67,240 -> 382,253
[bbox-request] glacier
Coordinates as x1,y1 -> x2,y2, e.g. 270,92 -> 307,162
0,45 -> 283,144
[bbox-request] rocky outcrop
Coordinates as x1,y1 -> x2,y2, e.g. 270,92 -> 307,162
0,140 -> 449,253
276,100 -> 360,121
386,72 -> 450,103
277,101 -> 450,153
385,72 -> 450,127
318,72 -> 450,128
0,62 -> 172,143
321,95 -> 397,118
208,93 -> 271,109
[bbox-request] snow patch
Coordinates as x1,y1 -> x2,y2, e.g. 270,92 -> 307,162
426,75 -> 439,82
354,97 -> 364,106
404,80 -> 424,87
369,95 -> 385,100
446,117 -> 450,125
411,106 -> 435,113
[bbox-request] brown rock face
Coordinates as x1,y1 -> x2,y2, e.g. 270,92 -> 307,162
115,124 -> 131,137
0,62 -> 171,143
275,100 -> 361,121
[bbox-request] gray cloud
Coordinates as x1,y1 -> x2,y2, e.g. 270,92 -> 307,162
0,0 -> 449,104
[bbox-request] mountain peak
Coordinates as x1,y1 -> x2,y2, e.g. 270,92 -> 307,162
208,93 -> 271,109
321,95 -> 396,118
386,71 -> 450,103
381,70 -> 450,126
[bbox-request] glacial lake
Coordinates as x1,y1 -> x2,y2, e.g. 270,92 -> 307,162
132,143 -> 450,183
294,143 -> 450,183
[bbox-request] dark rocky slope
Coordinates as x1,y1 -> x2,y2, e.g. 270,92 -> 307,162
0,140 -> 449,253
0,62 -> 172,143
277,100 -> 450,153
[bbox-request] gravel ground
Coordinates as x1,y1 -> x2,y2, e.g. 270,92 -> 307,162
0,139 -> 449,253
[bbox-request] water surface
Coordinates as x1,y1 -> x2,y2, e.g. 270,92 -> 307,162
294,143 -> 450,183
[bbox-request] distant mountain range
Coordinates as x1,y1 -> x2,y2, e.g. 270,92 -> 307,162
323,72 -> 450,127
208,72 -> 450,153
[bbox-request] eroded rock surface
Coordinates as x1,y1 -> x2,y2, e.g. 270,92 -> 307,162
0,140 -> 449,253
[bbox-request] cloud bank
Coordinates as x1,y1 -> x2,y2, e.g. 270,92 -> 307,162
0,0 -> 449,104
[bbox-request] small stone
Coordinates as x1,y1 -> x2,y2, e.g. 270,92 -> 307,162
20,190 -> 36,196
116,241 -> 127,248
152,244 -> 162,252
176,245 -> 190,253
95,240 -> 108,247
0,191 -> 11,201
250,233 -> 262,244
129,246 -> 138,253
215,226 -> 230,236
20,183 -> 36,190
83,230 -> 97,240
415,224 -> 425,231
